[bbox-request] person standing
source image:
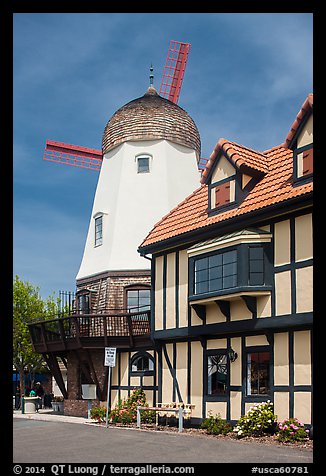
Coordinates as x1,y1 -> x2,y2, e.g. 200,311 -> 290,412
34,382 -> 45,412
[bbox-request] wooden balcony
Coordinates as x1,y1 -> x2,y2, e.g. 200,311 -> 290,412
28,310 -> 152,354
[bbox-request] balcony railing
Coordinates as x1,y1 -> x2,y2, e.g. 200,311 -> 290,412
28,310 -> 151,353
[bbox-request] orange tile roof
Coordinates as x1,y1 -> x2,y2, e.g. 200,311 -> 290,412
282,93 -> 313,149
140,143 -> 312,251
201,138 -> 269,184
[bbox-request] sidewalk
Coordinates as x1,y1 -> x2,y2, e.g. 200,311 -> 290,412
13,408 -> 90,425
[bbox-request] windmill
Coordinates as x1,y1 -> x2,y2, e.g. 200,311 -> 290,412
43,40 -> 208,172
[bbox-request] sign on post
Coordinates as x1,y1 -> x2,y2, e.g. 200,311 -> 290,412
104,347 -> 117,367
104,347 -> 116,428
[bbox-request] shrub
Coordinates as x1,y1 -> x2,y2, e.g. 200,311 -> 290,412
90,405 -> 107,423
277,418 -> 310,443
233,401 -> 277,438
201,412 -> 232,435
110,388 -> 156,425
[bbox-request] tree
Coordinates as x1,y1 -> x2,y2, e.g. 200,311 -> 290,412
13,275 -> 60,397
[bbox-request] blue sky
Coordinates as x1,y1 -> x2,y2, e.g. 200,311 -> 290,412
13,13 -> 313,299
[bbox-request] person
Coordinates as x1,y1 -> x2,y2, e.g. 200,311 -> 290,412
34,382 -> 45,412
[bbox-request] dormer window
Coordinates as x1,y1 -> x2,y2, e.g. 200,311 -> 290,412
294,144 -> 313,182
213,177 -> 236,209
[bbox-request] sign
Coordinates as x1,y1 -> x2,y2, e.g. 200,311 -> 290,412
104,347 -> 116,367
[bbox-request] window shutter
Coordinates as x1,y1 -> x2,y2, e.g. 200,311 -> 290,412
215,181 -> 231,207
302,148 -> 313,175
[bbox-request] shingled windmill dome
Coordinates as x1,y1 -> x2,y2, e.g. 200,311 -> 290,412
102,85 -> 201,159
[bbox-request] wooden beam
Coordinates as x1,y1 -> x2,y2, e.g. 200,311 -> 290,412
215,300 -> 230,320
241,296 -> 257,318
44,353 -> 68,399
192,304 -> 206,321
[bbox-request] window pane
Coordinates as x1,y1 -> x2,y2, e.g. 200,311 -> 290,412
209,265 -> 222,279
223,274 -> 237,289
249,247 -> 264,260
209,254 -> 222,267
207,354 -> 228,395
249,272 -> 264,285
223,262 -> 237,277
250,260 -> 264,273
195,257 -> 208,271
247,351 -> 270,395
223,250 -> 237,264
195,281 -> 209,294
138,157 -> 150,173
209,278 -> 222,292
195,269 -> 209,283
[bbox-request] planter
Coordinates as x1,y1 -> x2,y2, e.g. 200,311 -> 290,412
24,397 -> 38,414
52,401 -> 64,413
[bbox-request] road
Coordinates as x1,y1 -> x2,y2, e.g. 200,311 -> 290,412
13,419 -> 313,464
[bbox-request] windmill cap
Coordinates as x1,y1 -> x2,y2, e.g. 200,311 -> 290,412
102,88 -> 201,158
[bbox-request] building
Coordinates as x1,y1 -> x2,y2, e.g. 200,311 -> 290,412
29,91 -> 313,426
137,93 -> 313,426
29,82 -> 202,416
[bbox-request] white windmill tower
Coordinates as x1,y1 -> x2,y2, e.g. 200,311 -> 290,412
43,41 -> 203,313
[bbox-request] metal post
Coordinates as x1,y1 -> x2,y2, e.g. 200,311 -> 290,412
178,406 -> 183,433
137,406 -> 141,428
105,366 -> 111,428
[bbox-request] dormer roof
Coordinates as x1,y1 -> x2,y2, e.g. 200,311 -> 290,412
139,94 -> 313,254
282,93 -> 313,149
201,138 -> 269,184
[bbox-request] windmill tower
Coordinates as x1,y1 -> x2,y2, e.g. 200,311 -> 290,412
43,41 -> 202,313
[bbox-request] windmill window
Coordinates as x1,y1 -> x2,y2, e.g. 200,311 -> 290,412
94,215 -> 103,247
137,156 -> 150,174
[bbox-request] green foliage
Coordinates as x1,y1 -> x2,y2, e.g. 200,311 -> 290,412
201,412 -> 232,435
233,401 -> 277,438
110,388 -> 156,425
13,275 -> 61,395
90,405 -> 107,423
277,418 -> 310,443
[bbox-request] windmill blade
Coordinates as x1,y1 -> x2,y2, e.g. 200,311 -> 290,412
43,140 -> 102,171
159,40 -> 190,104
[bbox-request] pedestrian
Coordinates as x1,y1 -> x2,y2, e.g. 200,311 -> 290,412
34,382 -> 45,412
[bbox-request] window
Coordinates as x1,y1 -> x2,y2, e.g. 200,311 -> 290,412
77,293 -> 90,314
207,352 -> 228,396
215,180 -> 231,207
247,351 -> 270,396
130,352 -> 154,375
294,144 -> 313,181
194,250 -> 237,295
126,288 -> 150,312
94,215 -> 103,247
137,156 -> 150,174
249,247 -> 264,285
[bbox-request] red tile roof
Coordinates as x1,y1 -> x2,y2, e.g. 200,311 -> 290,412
282,93 -> 313,149
201,138 -> 269,184
139,95 -> 313,252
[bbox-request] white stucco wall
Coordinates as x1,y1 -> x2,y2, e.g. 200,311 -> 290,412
76,139 -> 200,280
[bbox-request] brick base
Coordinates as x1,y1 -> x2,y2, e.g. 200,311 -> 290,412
64,399 -> 89,417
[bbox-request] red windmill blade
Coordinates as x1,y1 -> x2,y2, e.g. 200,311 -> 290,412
43,140 -> 102,171
159,40 -> 191,104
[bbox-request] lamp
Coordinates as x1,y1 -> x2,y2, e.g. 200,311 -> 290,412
227,348 -> 238,362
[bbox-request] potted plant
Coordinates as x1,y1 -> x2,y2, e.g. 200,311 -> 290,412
52,396 -> 64,413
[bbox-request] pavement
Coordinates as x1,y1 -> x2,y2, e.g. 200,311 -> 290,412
13,408 -> 91,425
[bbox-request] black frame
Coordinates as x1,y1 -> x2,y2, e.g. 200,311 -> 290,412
204,348 -> 230,402
130,351 -> 155,377
188,242 -> 272,302
293,143 -> 313,185
245,346 -> 271,397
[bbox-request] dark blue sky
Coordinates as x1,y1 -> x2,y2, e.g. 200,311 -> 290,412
13,13 -> 313,299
